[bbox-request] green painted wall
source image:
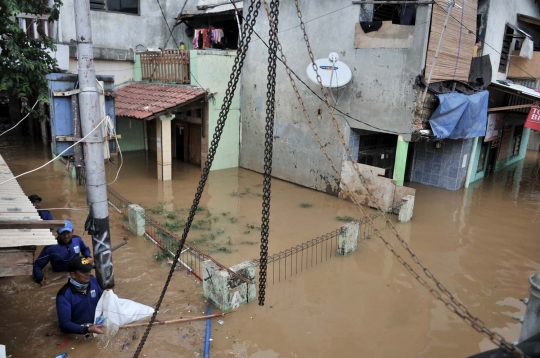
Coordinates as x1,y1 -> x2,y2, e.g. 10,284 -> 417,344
393,136 -> 409,186
469,137 -> 487,184
133,54 -> 142,82
495,119 -> 530,172
190,50 -> 239,171
116,116 -> 145,152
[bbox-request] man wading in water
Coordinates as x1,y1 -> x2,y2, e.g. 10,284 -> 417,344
33,220 -> 94,286
56,256 -> 104,335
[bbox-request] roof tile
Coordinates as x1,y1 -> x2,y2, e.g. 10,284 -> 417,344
115,83 -> 206,119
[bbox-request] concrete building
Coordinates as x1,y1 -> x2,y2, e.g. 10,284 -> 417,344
237,0 -> 540,196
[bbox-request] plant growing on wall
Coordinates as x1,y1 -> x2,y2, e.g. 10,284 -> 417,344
0,0 -> 62,120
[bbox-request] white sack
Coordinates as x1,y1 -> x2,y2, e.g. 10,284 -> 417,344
95,290 -> 154,334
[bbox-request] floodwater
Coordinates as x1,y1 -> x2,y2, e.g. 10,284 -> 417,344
0,132 -> 539,358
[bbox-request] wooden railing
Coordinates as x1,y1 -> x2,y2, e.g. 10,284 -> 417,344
140,50 -> 190,84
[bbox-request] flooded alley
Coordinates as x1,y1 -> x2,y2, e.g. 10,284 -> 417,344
0,132 -> 539,358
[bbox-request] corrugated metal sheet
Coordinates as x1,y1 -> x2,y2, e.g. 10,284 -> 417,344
46,73 -> 116,156
499,79 -> 539,114
0,155 -> 56,247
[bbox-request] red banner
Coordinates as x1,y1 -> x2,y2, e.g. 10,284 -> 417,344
525,104 -> 540,131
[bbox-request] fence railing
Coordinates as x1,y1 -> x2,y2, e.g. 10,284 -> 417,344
140,50 -> 191,84
106,187 -> 251,285
250,211 -> 391,284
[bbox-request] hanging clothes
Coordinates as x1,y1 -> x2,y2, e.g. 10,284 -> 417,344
193,29 -> 200,49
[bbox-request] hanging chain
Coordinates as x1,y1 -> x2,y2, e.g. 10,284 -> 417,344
258,1 -> 526,356
258,0 -> 280,306
132,1 -> 262,356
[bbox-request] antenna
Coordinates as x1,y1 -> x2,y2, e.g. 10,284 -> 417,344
306,52 -> 352,106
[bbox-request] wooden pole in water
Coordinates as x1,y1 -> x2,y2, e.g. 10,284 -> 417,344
119,313 -> 226,329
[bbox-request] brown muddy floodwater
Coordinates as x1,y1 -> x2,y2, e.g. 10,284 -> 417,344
1,133 -> 540,358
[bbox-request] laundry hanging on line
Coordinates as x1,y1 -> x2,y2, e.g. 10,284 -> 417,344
193,28 -> 225,49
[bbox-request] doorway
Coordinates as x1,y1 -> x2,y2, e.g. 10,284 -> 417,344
188,124 -> 201,166
176,125 -> 185,162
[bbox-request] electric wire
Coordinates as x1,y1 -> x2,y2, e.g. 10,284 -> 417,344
0,100 -> 40,137
433,1 -> 538,80
230,4 -> 412,135
0,115 -> 109,186
96,80 -> 123,185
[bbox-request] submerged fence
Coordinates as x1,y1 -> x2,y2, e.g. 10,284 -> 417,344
250,211 -> 391,284
106,187 -> 251,286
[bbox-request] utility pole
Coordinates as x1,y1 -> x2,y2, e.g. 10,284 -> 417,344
73,0 -> 115,289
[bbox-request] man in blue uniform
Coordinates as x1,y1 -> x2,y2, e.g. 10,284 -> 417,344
28,194 -> 54,220
33,220 -> 93,287
56,256 -> 104,335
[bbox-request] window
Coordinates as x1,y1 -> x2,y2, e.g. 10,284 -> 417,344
373,2 -> 417,25
499,25 -> 514,73
90,0 -> 139,15
17,16 -> 50,39
512,125 -> 524,157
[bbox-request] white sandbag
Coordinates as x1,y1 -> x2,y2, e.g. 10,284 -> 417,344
95,290 -> 154,335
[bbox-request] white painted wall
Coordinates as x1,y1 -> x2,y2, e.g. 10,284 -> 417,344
68,59 -> 133,85
483,0 -> 540,82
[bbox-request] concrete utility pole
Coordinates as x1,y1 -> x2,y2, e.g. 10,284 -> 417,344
519,271 -> 540,342
73,0 -> 115,289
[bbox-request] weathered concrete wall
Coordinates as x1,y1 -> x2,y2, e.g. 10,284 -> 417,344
239,0 -> 432,195
57,0 -> 187,57
190,50 -> 240,171
68,59 -> 133,85
482,0 -> 540,82
339,161 -> 415,211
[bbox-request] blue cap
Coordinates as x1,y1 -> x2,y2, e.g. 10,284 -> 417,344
58,220 -> 73,234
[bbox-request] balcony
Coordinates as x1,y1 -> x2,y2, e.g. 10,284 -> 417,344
139,50 -> 191,84
508,50 -> 540,78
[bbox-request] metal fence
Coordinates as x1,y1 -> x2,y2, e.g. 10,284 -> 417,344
106,187 -> 251,285
250,211 -> 392,284
140,50 -> 191,84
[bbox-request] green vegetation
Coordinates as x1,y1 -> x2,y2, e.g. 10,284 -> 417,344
336,216 -> 355,222
226,236 -> 233,245
300,203 -> 313,208
148,203 -> 164,215
166,212 -> 178,220
154,251 -> 167,262
217,246 -> 232,253
229,217 -> 238,224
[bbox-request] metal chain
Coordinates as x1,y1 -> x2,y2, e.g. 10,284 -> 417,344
259,1 -> 526,356
258,0 -> 280,306
132,1 -> 262,356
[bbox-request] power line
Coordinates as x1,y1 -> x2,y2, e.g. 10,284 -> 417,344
154,0 -> 205,90
433,1 -> 538,80
231,3 -> 411,135
251,4 -> 355,42
0,100 -> 40,137
0,115 -> 110,186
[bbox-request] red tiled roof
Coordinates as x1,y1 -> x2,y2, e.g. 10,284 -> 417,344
115,83 -> 206,119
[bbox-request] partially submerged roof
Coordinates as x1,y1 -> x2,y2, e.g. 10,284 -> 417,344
115,83 -> 206,120
0,155 -> 56,248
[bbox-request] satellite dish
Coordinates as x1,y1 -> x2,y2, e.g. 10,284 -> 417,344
306,53 -> 352,105
306,52 -> 352,88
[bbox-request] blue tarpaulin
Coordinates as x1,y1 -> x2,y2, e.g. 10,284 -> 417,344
429,91 -> 489,139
